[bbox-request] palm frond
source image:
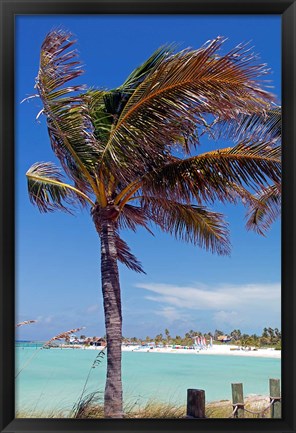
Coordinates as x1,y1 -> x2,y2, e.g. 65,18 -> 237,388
117,204 -> 154,235
38,29 -> 83,91
224,182 -> 265,209
26,162 -> 94,213
209,106 -> 281,143
100,37 -> 274,175
83,47 -> 176,152
82,90 -> 113,145
87,46 -> 175,129
115,233 -> 145,273
36,30 -> 100,194
199,141 -> 281,187
119,44 -> 176,95
246,184 -> 281,235
142,140 -> 281,204
142,198 -> 230,255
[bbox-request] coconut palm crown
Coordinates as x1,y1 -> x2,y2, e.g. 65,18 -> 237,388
26,30 -> 281,417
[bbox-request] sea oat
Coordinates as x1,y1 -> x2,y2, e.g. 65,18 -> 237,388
15,320 -> 37,328
16,326 -> 85,377
44,327 -> 85,345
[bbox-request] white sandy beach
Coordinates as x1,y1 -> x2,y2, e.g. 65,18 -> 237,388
57,343 -> 280,358
121,344 -> 281,358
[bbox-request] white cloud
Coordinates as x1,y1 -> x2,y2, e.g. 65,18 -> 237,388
212,310 -> 243,328
137,282 -> 280,311
155,306 -> 187,323
135,281 -> 281,330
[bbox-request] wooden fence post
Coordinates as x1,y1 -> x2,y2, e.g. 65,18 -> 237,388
231,383 -> 244,418
269,378 -> 281,418
186,389 -> 206,418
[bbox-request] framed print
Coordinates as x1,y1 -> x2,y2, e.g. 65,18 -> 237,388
0,1 -> 295,432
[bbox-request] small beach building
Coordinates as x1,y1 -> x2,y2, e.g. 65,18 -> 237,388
217,335 -> 231,343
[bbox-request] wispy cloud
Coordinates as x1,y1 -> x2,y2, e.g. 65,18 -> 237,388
212,310 -> 242,328
135,281 -> 281,330
155,306 -> 188,323
137,282 -> 280,310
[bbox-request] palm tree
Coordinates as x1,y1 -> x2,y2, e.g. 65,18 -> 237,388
164,328 -> 171,344
230,329 -> 242,341
214,329 -> 225,340
26,30 -> 281,417
262,327 -> 269,338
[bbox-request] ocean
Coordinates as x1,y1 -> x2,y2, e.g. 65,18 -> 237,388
15,345 -> 281,416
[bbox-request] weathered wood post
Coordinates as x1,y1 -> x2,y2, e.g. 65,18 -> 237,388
269,378 -> 281,418
186,389 -> 206,418
231,383 -> 244,418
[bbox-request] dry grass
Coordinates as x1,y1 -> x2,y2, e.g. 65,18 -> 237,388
126,401 -> 186,419
16,409 -> 66,418
72,393 -> 271,419
16,394 -> 273,419
75,401 -> 186,419
70,391 -> 186,419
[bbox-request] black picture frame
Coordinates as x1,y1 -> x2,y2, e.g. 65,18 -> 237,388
0,1 -> 295,432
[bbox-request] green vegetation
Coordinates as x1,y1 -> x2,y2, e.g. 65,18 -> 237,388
122,327 -> 282,349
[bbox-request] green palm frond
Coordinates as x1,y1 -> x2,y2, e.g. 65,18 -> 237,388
82,47 -> 176,150
142,197 -> 230,255
100,37 -> 274,174
26,162 -> 94,213
36,30 -> 100,194
246,184 -> 281,235
142,141 -> 280,204
82,90 -> 114,145
119,44 -> 176,95
115,233 -> 145,273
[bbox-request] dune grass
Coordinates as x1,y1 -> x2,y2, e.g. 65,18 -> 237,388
16,394 -> 272,419
73,394 -> 272,419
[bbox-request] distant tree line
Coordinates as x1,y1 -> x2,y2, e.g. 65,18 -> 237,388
122,327 -> 281,349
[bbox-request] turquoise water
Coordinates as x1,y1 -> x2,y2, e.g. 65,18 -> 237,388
15,346 -> 281,416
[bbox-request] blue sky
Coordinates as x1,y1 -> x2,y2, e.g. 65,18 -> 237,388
15,15 -> 281,341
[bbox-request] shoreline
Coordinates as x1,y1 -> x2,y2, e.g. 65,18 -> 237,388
122,345 -> 281,358
52,343 -> 281,359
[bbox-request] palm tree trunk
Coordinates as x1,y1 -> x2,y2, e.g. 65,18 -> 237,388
99,217 -> 123,418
